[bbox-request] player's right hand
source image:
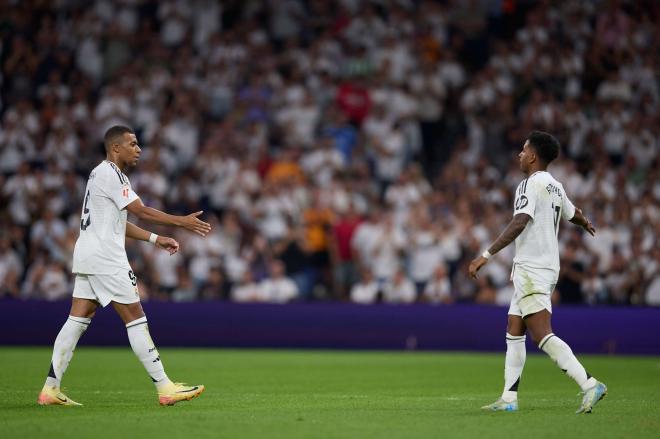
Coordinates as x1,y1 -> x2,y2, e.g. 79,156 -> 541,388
468,256 -> 488,279
181,211 -> 212,236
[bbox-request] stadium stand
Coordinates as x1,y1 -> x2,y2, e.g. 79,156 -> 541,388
0,0 -> 658,305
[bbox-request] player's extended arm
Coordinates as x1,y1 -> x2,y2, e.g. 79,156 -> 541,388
569,207 -> 596,236
487,213 -> 531,255
126,198 -> 211,236
468,213 -> 531,279
125,221 -> 180,255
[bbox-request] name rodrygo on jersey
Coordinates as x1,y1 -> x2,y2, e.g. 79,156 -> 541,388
512,171 -> 576,280
72,161 -> 139,274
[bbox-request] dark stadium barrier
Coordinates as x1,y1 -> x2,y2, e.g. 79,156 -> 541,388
2,300 -> 659,354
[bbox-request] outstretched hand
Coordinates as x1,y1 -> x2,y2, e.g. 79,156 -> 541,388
156,236 -> 180,255
468,256 -> 488,279
181,211 -> 212,236
572,207 -> 596,236
582,218 -> 596,236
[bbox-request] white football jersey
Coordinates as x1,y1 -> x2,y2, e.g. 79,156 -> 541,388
72,160 -> 139,274
512,171 -> 576,280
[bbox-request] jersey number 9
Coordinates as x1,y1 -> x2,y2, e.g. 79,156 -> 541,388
80,190 -> 91,231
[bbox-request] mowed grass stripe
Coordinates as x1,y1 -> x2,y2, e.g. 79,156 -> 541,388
0,348 -> 658,438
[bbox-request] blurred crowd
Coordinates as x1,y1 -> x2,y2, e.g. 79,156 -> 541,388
0,0 -> 658,306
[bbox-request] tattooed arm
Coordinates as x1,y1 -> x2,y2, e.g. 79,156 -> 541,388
468,213 -> 531,279
487,213 -> 531,255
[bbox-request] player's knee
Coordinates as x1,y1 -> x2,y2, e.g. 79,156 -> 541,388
112,301 -> 145,324
528,327 -> 553,345
70,298 -> 98,319
506,326 -> 526,338
524,321 -> 549,344
506,315 -> 525,336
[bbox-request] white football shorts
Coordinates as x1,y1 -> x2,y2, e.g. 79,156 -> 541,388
72,268 -> 140,307
508,264 -> 556,317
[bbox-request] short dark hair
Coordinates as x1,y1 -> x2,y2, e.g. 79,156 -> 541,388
104,125 -> 134,152
527,130 -> 559,165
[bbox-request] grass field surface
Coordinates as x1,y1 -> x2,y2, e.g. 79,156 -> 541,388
1,348 -> 658,438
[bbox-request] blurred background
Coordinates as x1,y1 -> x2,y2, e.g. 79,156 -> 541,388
0,0 -> 658,308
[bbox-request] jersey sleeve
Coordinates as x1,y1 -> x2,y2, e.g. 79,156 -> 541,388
99,165 -> 139,210
561,187 -> 577,220
513,178 -> 537,219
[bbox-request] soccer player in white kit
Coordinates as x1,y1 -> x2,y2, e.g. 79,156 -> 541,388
38,126 -> 211,406
469,131 -> 607,414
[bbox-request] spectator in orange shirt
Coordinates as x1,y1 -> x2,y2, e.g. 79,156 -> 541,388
302,190 -> 335,297
265,148 -> 305,185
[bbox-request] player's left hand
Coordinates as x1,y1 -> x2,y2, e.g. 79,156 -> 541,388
468,256 -> 488,279
156,236 -> 179,255
583,219 -> 596,236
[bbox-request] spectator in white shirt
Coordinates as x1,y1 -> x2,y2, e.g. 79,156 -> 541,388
23,258 -> 70,301
260,259 -> 299,303
231,270 -> 265,303
0,237 -> 23,298
350,208 -> 381,271
350,269 -> 379,304
423,264 -> 453,304
371,121 -> 407,194
30,209 -> 68,263
369,212 -> 405,285
382,268 -> 416,304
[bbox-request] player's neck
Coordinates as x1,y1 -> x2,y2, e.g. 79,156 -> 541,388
105,156 -> 126,173
525,165 -> 546,177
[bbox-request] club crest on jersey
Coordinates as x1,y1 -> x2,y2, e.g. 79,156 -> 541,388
515,195 -> 528,210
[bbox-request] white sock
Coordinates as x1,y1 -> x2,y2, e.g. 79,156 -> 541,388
126,316 -> 171,389
501,333 -> 526,402
44,315 -> 91,388
539,333 -> 597,391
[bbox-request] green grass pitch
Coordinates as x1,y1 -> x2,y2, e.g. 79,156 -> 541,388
1,348 -> 658,438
